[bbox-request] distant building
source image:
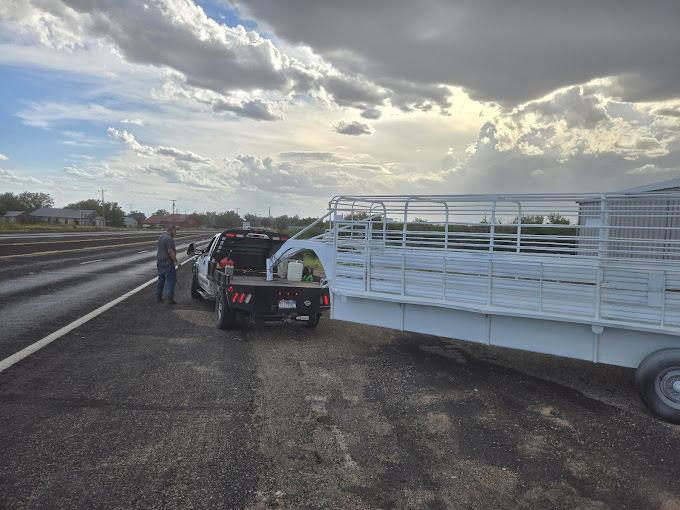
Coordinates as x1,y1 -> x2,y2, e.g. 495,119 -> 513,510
124,216 -> 138,228
30,207 -> 105,226
0,211 -> 31,224
142,213 -> 198,229
142,214 -> 165,228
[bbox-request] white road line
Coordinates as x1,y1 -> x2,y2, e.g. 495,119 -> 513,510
138,250 -> 148,253
80,259 -> 103,265
0,258 -> 193,373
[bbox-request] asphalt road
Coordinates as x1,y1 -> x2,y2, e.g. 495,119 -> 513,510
1,232 -> 680,509
0,230 -> 215,360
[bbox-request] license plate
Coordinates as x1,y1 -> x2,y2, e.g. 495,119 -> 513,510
278,299 -> 296,309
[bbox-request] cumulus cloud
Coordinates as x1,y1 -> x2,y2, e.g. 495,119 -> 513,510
0,0 -> 403,121
227,149 -> 448,198
3,0 -> 680,215
462,86 -> 680,163
654,106 -> 680,118
442,113 -> 680,197
0,154 -> 8,160
626,164 -> 679,175
64,166 -> 93,178
156,147 -> 211,164
0,168 -> 45,185
357,108 -> 379,121
517,87 -> 609,130
230,0 -> 680,107
332,120 -> 373,136
278,152 -> 337,161
63,163 -> 128,182
107,127 -> 233,190
1,0 -> 471,123
209,97 -> 283,121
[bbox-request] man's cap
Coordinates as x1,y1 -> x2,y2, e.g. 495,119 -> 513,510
167,225 -> 178,231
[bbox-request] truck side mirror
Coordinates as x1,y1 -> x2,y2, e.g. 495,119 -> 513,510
186,242 -> 196,255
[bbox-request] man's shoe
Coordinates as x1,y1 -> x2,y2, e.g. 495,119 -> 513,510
157,297 -> 163,302
167,299 -> 177,305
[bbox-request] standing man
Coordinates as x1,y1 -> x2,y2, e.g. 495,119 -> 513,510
156,225 -> 180,304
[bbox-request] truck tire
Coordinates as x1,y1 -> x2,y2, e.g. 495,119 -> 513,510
306,313 -> 321,328
215,292 -> 236,330
191,270 -> 201,299
635,348 -> 680,424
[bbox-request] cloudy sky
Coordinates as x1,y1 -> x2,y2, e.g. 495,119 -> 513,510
1,0 -> 679,218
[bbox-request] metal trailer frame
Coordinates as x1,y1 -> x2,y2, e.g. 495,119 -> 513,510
268,192 -> 680,423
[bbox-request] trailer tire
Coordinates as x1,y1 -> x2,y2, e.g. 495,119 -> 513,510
190,270 -> 201,299
215,292 -> 235,330
635,348 -> 680,424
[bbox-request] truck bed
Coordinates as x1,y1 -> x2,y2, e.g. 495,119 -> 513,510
229,274 -> 324,288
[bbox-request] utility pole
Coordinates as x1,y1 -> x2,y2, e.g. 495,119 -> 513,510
171,199 -> 176,226
99,189 -> 107,226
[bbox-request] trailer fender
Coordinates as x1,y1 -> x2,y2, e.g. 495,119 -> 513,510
635,348 -> 680,424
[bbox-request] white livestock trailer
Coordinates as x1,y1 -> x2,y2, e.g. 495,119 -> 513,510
268,191 -> 680,423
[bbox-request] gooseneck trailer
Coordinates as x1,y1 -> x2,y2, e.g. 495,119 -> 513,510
268,191 -> 680,423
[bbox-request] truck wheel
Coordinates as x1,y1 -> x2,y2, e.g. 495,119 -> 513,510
306,313 -> 321,328
215,292 -> 236,330
191,270 -> 201,299
635,348 -> 680,424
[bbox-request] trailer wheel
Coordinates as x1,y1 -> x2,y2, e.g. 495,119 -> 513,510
190,270 -> 201,299
215,292 -> 235,330
635,348 -> 680,424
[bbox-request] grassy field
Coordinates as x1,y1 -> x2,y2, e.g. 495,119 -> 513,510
0,223 -> 119,232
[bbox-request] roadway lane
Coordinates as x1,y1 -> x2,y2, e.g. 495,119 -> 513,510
0,262 -> 262,509
0,230 -> 216,361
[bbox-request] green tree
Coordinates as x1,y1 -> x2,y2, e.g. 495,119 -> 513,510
215,211 -> 243,229
65,199 -> 125,227
104,202 -> 125,227
18,192 -> 54,211
65,199 -> 98,210
0,191 -> 54,214
0,192 -> 23,214
128,210 -> 147,226
191,211 -> 221,228
547,213 -> 571,224
243,213 -> 261,227
512,215 -> 544,224
154,209 -> 169,216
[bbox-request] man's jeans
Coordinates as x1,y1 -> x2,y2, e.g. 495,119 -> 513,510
156,261 -> 177,300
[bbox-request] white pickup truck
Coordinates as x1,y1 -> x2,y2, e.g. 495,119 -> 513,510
186,229 -> 330,329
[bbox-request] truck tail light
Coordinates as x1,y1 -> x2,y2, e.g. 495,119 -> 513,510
321,295 -> 330,306
230,292 -> 252,304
